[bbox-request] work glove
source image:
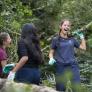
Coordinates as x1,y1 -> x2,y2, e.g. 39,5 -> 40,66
77,32 -> 84,39
48,58 -> 56,65
7,71 -> 15,81
72,29 -> 84,39
3,64 -> 15,74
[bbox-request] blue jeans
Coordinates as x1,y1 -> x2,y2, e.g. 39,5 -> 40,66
55,62 -> 80,91
14,67 -> 40,85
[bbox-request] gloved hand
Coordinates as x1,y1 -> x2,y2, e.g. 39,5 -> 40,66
3,64 -> 15,74
48,58 -> 56,65
77,32 -> 84,39
7,71 -> 15,81
72,29 -> 84,39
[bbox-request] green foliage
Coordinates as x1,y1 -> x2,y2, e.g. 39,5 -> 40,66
42,80 -> 54,87
87,38 -> 92,47
0,0 -> 92,91
4,82 -> 32,92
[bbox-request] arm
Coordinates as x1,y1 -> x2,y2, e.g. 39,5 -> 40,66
48,37 -> 57,65
49,37 -> 57,58
49,49 -> 55,59
12,40 -> 28,72
78,32 -> 86,50
74,32 -> 86,50
79,38 -> 86,50
48,49 -> 56,65
7,40 -> 28,80
7,56 -> 28,81
12,56 -> 28,72
1,60 -> 7,68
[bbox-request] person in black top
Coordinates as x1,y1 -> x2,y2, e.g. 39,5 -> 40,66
8,23 -> 44,85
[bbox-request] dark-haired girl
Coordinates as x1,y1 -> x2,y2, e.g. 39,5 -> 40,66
8,23 -> 44,85
0,32 -> 11,78
49,19 -> 86,91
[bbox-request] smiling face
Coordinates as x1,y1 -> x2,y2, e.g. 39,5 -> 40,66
59,20 -> 71,35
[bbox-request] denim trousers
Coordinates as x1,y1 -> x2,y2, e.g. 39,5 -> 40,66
15,67 -> 40,85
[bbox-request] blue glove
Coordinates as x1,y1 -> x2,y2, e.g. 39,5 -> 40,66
48,58 -> 56,65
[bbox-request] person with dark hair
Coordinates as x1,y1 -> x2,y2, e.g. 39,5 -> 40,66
0,32 -> 11,78
49,19 -> 86,91
8,23 -> 44,85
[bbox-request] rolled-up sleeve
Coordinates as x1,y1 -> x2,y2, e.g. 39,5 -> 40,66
73,38 -> 80,48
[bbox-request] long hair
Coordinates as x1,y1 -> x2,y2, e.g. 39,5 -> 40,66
0,32 -> 9,47
20,23 -> 44,64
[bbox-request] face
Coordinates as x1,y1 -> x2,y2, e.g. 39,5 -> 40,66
4,35 -> 12,47
60,20 -> 71,35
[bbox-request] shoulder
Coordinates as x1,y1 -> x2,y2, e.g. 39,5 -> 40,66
18,38 -> 24,44
68,37 -> 77,41
0,48 -> 5,55
17,39 -> 27,50
18,39 -> 26,46
0,48 -> 7,60
52,36 -> 59,41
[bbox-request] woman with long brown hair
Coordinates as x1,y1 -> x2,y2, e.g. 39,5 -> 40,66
49,19 -> 86,91
0,32 -> 11,78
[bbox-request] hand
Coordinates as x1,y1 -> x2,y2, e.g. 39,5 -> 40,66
48,58 -> 56,65
7,71 -> 15,81
72,29 -> 84,39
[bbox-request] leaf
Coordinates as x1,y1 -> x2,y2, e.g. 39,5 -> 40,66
87,38 -> 92,47
11,20 -> 21,30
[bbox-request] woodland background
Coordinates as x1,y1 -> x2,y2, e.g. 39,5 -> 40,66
0,0 -> 92,92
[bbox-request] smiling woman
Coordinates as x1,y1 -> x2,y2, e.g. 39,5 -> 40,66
48,19 -> 86,91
